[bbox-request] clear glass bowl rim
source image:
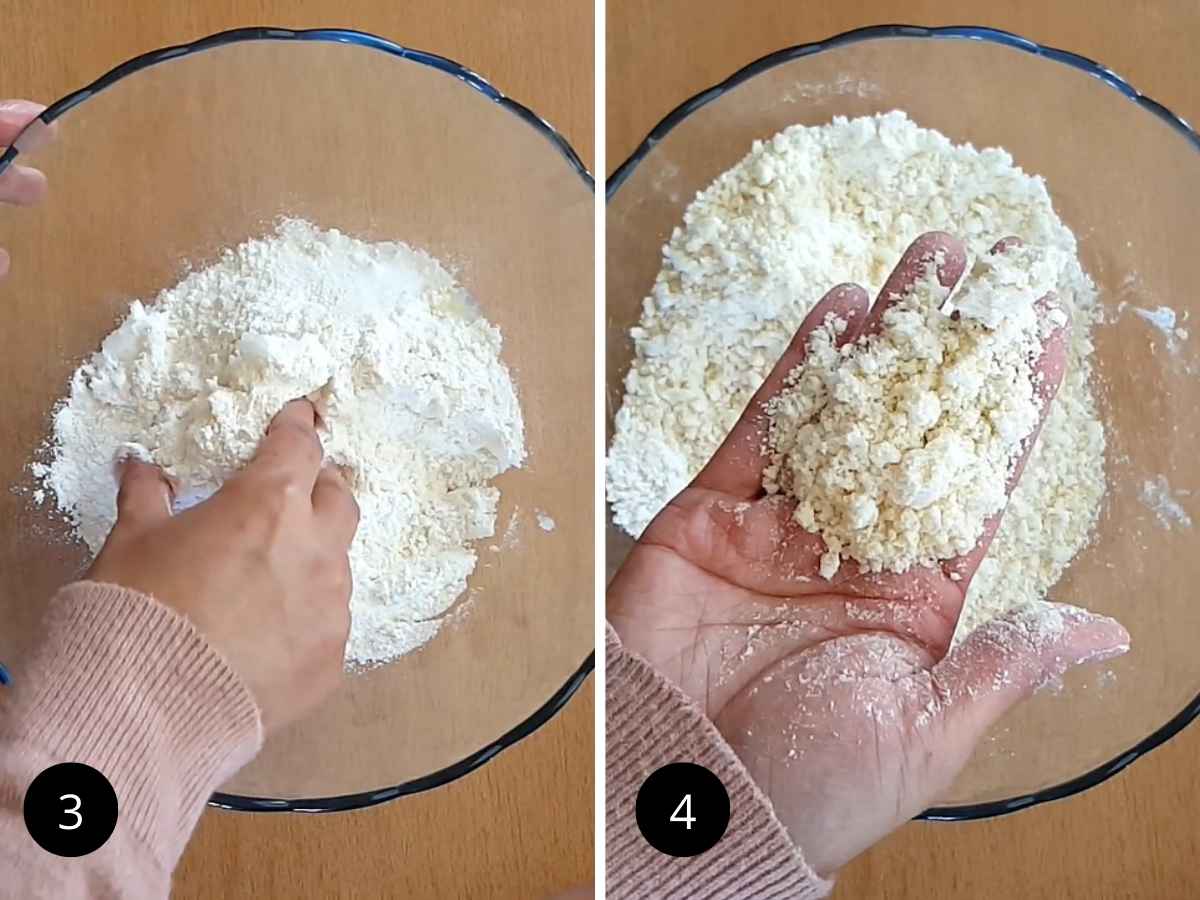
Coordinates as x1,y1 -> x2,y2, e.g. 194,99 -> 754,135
606,23 -> 1200,822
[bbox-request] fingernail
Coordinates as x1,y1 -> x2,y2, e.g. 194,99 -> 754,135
0,99 -> 46,116
110,442 -> 158,484
112,450 -> 138,482
1050,605 -> 1131,667
305,389 -> 330,421
1075,642 -> 1131,666
1037,641 -> 1132,691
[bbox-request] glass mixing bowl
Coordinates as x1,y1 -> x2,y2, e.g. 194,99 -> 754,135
606,25 -> 1200,818
0,28 -> 593,810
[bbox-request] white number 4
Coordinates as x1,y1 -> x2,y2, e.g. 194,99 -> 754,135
59,794 -> 82,831
670,793 -> 695,830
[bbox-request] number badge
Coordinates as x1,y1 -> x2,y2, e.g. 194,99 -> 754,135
635,762 -> 730,857
23,763 -> 118,856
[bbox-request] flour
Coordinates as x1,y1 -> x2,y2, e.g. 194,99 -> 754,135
32,219 -> 526,667
1140,474 -> 1192,530
1131,305 -> 1189,349
607,112 -> 1107,641
764,244 -> 1063,578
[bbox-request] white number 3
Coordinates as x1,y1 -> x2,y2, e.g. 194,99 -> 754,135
58,794 -> 82,831
670,794 -> 695,830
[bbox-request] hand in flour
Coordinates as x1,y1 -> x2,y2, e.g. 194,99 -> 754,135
608,232 -> 1130,876
0,100 -> 51,279
88,399 -> 359,733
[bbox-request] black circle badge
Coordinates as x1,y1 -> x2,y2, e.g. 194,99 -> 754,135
23,763 -> 119,857
635,762 -> 730,857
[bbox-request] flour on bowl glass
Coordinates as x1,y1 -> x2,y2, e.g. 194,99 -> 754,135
31,219 -> 526,667
606,112 -> 1106,640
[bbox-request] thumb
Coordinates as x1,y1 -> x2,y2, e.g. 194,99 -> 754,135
931,602 -> 1130,750
115,458 -> 174,529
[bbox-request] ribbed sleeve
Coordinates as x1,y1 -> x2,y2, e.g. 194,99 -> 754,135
605,626 -> 831,899
0,581 -> 262,897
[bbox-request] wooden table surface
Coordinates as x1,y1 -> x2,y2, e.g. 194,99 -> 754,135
608,1 -> 1200,898
0,1 -> 594,898
9,1 -> 1200,897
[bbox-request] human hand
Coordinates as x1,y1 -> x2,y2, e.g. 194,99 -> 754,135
87,399 -> 360,734
0,99 -> 51,279
607,232 -> 1129,875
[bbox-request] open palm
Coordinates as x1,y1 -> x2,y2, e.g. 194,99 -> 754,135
608,233 -> 1129,875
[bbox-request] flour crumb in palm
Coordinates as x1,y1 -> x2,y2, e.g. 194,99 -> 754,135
764,244 -> 1065,579
606,112 -> 1107,642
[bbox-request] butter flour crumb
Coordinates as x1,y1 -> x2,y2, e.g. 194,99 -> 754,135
764,244 -> 1062,577
535,510 -> 557,532
607,111 -> 1107,643
32,219 -> 526,668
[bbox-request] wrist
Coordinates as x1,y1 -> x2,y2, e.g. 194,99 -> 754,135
0,582 -> 262,867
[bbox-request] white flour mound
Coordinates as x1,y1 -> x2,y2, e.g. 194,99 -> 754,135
33,219 -> 526,667
607,112 -> 1107,640
765,244 -> 1066,579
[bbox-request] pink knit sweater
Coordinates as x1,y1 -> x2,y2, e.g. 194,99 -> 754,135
0,584 -> 825,897
0,583 -> 262,898
605,626 -> 829,898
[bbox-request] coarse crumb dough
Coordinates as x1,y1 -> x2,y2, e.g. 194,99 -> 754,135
764,244 -> 1065,580
606,112 -> 1106,641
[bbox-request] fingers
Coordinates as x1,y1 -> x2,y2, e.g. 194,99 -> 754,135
0,101 -> 50,282
241,401 -> 359,543
639,487 -> 828,593
1009,297 -> 1069,490
312,464 -> 360,548
690,283 -> 870,498
1,101 -> 50,209
941,247 -> 1070,586
989,235 -> 1023,255
0,164 -> 47,206
115,459 -> 174,529
1029,294 -> 1070,402
245,399 -> 324,489
930,602 -> 1129,748
0,99 -> 46,147
861,231 -> 968,335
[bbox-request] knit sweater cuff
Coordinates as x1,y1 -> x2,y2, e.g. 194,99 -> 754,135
0,581 -> 262,869
605,625 -> 831,899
